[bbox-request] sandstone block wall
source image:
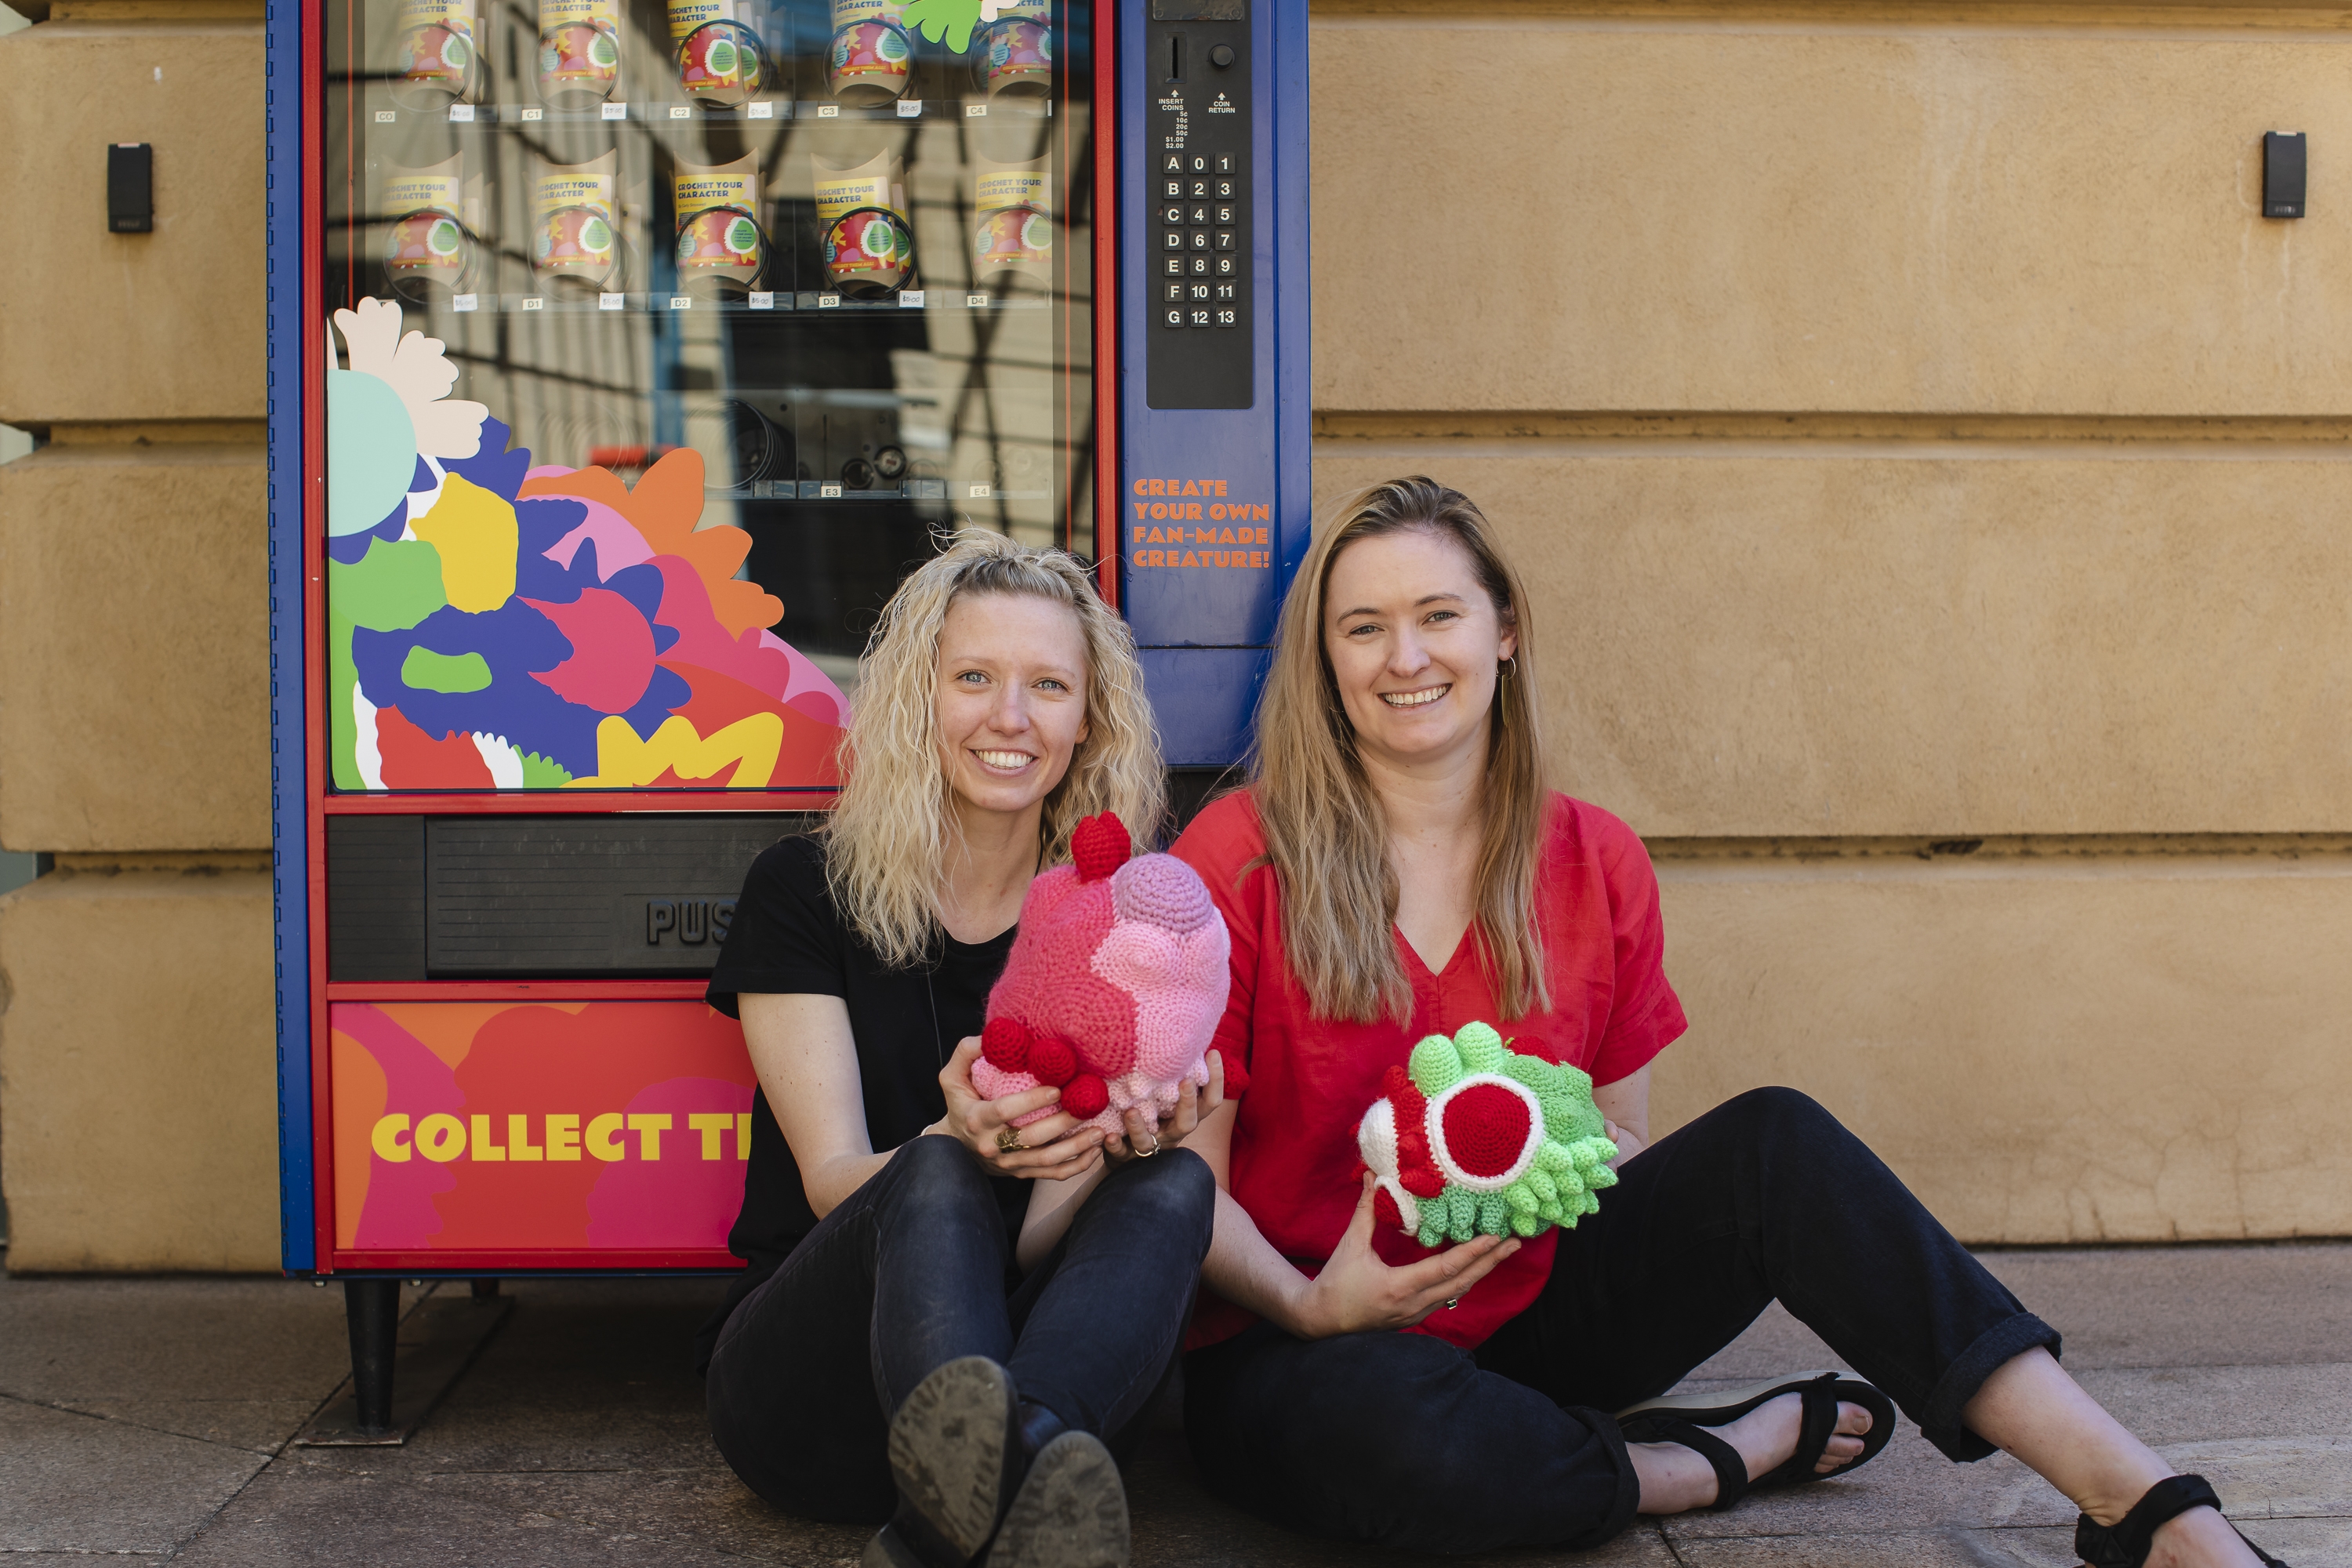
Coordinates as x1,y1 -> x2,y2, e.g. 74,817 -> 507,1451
1315,4 -> 2352,1242
0,0 -> 274,1270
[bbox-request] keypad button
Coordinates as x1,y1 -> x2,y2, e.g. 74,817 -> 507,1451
1163,205 -> 1184,224
1189,205 -> 1208,224
1163,282 -> 1185,302
1214,154 -> 1235,173
1190,155 -> 1207,172
1214,205 -> 1235,225
1190,308 -> 1211,325
1189,256 -> 1210,275
1214,230 -> 1236,250
1163,231 -> 1183,250
1214,179 -> 1235,199
1216,308 -> 1238,327
1189,282 -> 1211,300
1214,256 -> 1235,275
1190,230 -> 1210,250
1189,179 -> 1209,198
1164,181 -> 1182,198
1214,282 -> 1238,300
1164,307 -> 1185,328
1163,154 -> 1182,173
1163,257 -> 1183,276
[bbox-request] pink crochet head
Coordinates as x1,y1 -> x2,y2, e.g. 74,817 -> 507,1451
970,811 -> 1240,1134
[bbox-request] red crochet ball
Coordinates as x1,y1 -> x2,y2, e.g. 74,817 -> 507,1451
1071,812 -> 1132,883
980,1017 -> 1031,1072
1060,1073 -> 1109,1120
1026,1035 -> 1078,1087
1440,1082 -> 1534,1178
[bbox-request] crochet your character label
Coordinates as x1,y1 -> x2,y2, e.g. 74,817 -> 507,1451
1127,477 -> 1274,570
329,1000 -> 756,1253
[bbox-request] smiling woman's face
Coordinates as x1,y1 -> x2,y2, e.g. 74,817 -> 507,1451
935,590 -> 1091,819
1322,526 -> 1516,774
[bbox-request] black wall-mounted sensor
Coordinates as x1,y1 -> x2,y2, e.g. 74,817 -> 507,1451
107,143 -> 153,233
2264,131 -> 2306,219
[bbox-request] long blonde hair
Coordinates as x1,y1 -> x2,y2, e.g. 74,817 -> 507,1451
1251,478 -> 1551,1023
826,529 -> 1167,967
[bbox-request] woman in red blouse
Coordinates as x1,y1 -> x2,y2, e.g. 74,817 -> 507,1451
1167,478 -> 2280,1568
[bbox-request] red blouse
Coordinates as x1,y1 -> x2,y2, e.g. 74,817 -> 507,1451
1171,789 -> 1688,1352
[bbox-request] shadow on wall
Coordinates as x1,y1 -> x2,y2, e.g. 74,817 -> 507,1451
0,413 -> 39,1245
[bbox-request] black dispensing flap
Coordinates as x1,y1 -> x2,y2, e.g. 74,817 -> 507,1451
327,814 -> 817,979
328,816 -> 428,982
107,143 -> 153,233
425,815 -> 816,975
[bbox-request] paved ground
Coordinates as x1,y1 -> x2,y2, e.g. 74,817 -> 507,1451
1,1243 -> 2345,1566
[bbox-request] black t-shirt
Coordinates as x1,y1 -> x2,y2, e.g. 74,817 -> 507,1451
696,832 -> 1026,1371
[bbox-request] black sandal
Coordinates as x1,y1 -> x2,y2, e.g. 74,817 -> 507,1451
2074,1474 -> 2291,1568
1617,1370 -> 1899,1511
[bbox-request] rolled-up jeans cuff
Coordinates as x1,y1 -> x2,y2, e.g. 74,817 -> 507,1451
1919,1312 -> 2063,1461
1560,1406 -> 1643,1548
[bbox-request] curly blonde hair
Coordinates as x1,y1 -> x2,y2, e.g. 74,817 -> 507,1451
826,529 -> 1167,967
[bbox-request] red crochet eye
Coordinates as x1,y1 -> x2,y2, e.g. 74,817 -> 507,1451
1440,1082 -> 1534,1179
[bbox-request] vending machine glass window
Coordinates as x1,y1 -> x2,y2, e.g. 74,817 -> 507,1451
318,0 -> 1097,800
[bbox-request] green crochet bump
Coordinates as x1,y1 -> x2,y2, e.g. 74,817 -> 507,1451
900,0 -> 985,50
1358,1022 -> 1621,1249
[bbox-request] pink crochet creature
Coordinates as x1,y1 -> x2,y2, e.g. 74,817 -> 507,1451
969,811 -> 1243,1137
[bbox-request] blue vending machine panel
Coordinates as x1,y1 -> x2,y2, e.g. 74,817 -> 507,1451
1118,0 -> 1309,767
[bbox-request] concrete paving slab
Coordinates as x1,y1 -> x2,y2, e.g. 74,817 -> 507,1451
0,1274 -> 358,1403
293,1279 -> 735,1476
0,1393 -> 267,1554
173,1454 -> 860,1567
53,1396 -> 330,1454
1976,1243 -> 2352,1371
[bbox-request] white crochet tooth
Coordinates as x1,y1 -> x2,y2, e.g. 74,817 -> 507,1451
1374,1177 -> 1421,1235
1356,1095 -> 1402,1180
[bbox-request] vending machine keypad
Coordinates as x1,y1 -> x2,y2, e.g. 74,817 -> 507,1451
1146,2 -> 1251,409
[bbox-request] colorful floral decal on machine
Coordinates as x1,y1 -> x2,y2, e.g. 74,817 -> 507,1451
332,1000 -> 757,1254
326,298 -> 847,790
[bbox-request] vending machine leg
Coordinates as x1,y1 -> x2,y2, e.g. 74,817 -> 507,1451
343,1278 -> 401,1433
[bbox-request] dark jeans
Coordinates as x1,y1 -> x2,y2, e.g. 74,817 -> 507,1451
1183,1087 -> 2060,1555
708,1134 -> 1217,1522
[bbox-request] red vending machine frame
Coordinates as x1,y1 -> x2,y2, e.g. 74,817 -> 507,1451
273,0 -> 1122,1283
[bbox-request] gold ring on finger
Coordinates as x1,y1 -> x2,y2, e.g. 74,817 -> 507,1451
995,1127 -> 1026,1153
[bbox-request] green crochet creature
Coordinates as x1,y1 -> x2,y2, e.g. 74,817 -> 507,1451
1352,1022 -> 1621,1247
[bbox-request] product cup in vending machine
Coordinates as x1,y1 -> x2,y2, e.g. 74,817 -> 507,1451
391,0 -> 488,108
379,151 -> 485,301
539,0 -> 622,105
826,0 -> 912,106
971,154 -> 1050,286
673,153 -> 766,296
973,2 -> 1049,98
535,150 -> 626,292
670,0 -> 768,108
815,150 -> 913,295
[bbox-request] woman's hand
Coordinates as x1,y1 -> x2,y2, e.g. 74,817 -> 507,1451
1105,1048 -> 1229,1164
936,1036 -> 1105,1181
1602,1119 -> 1647,1170
1295,1174 -> 1521,1338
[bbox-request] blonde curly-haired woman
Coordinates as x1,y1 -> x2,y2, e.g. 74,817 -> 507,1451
701,532 -> 1220,1568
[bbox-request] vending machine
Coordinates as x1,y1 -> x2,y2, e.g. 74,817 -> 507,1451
265,0 -> 1306,1426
